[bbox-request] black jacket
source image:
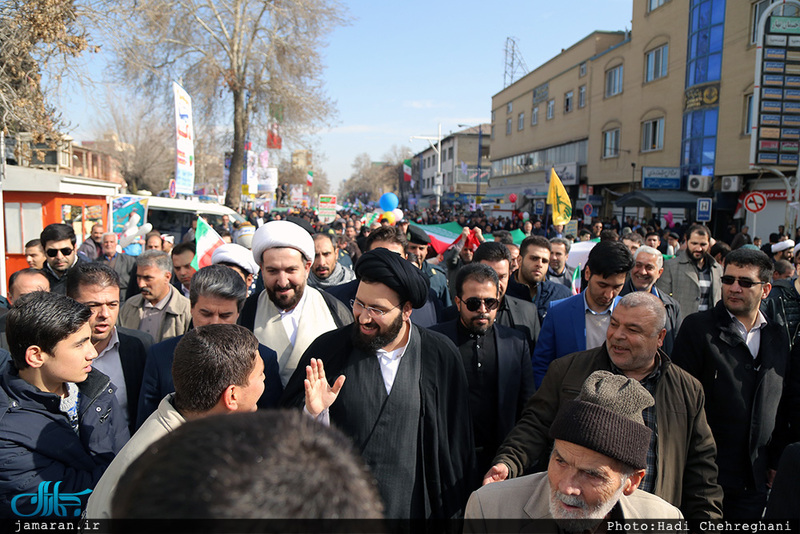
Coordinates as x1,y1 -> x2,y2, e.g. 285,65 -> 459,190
280,324 -> 475,519
116,327 -> 153,434
672,302 -> 799,492
429,320 -> 535,448
440,294 -> 540,351
0,366 -> 129,516
505,274 -> 571,325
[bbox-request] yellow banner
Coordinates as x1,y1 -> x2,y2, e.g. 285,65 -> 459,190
546,168 -> 573,225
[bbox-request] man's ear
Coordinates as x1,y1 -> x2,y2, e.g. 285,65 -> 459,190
220,384 -> 238,412
622,469 -> 646,495
25,346 -> 45,369
402,302 -> 413,322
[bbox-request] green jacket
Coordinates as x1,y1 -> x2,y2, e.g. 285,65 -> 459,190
492,344 -> 723,520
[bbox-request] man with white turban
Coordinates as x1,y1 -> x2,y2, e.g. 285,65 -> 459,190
239,221 -> 352,386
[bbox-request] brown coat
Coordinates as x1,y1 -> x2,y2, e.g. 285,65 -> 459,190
492,344 -> 723,520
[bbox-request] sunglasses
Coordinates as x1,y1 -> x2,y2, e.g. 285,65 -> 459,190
46,247 -> 74,258
463,297 -> 500,312
720,276 -> 767,289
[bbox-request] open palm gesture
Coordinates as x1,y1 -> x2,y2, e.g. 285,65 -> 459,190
304,358 -> 345,417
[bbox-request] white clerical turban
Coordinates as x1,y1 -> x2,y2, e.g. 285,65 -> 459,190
212,243 -> 260,275
251,220 -> 315,266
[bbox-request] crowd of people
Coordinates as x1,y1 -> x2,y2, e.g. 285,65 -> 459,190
0,206 -> 798,530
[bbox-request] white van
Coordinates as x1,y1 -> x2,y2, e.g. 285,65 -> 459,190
113,195 -> 245,242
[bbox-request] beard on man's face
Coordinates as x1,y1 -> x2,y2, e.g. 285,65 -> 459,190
266,280 -> 305,310
351,311 -> 404,354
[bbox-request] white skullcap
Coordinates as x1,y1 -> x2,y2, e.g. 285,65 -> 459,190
212,243 -> 260,275
251,220 -> 315,266
794,243 -> 800,256
772,240 -> 795,253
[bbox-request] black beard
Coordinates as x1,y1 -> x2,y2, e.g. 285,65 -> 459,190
463,314 -> 492,336
351,312 -> 404,354
266,281 -> 305,310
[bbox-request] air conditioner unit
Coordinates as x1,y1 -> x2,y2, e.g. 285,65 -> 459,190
687,174 -> 711,192
721,175 -> 743,192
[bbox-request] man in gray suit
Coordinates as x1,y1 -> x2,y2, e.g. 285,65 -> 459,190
656,224 -> 722,326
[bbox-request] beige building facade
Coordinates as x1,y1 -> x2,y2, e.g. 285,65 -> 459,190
488,0 -> 799,238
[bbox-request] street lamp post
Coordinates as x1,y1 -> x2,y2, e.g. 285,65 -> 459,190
410,123 -> 442,211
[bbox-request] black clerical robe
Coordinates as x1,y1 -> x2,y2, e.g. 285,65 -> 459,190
280,323 -> 476,520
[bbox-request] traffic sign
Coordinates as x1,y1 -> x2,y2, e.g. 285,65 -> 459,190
583,203 -> 593,217
744,192 -> 767,214
534,199 -> 545,215
168,179 -> 177,198
696,197 -> 712,222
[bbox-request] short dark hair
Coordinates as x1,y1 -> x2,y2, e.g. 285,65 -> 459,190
24,239 -> 43,250
172,324 -> 259,413
519,235 -> 550,257
112,411 -> 384,519
578,228 -> 592,237
724,248 -> 774,282
550,237 -> 571,254
6,292 -> 91,370
364,226 -> 407,251
686,224 -> 711,240
171,241 -> 196,257
710,241 -> 731,260
621,233 -> 643,245
492,230 -> 513,245
473,241 -> 512,265
455,262 -> 499,298
313,232 -> 336,248
66,262 -> 121,299
8,268 -> 50,298
40,223 -> 76,248
189,265 -> 247,311
645,231 -> 660,240
775,259 -> 795,277
586,241 -> 635,277
599,229 -> 619,242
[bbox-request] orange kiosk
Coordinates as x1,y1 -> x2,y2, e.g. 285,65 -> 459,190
3,166 -> 122,287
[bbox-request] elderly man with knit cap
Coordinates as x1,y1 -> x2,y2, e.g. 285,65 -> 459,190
465,371 -> 682,531
280,247 -> 475,520
238,221 -> 352,386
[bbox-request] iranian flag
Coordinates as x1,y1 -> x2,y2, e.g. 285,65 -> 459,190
190,217 -> 225,270
307,170 -> 313,187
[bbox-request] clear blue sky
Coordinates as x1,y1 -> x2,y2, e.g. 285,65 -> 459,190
63,0 -> 634,191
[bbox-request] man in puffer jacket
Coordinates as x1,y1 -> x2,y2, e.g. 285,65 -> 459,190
764,277 -> 800,348
0,292 -> 129,518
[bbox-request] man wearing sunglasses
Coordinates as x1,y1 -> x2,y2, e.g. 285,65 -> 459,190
673,248 -> 798,519
431,263 -> 535,475
40,223 -> 90,295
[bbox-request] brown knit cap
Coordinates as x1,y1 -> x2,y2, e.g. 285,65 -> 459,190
549,371 -> 654,470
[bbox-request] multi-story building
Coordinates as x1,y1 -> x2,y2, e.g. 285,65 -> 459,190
412,124 -> 490,209
488,0 -> 799,237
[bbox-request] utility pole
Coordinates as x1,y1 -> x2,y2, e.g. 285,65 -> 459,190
410,123 -> 442,211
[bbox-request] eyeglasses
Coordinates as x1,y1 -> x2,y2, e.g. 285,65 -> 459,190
462,297 -> 500,312
720,276 -> 768,289
350,299 -> 400,318
46,247 -> 74,258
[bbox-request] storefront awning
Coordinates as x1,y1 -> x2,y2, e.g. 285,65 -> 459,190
614,190 -> 702,210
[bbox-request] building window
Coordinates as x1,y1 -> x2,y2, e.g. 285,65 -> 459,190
605,65 -> 623,97
681,108 -> 719,178
752,1 -> 799,44
642,118 -> 665,152
506,118 -> 512,135
491,125 -> 495,139
547,99 -> 555,120
645,44 -> 669,82
744,94 -> 753,134
564,91 -> 574,113
507,102 -> 513,114
603,128 -> 620,158
649,0 -> 667,11
531,106 -> 539,125
448,147 -> 453,160
517,112 -> 523,130
491,110 -> 496,122
579,62 -> 587,77
579,86 -> 586,108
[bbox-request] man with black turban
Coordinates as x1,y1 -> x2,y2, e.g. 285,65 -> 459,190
280,247 -> 476,520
